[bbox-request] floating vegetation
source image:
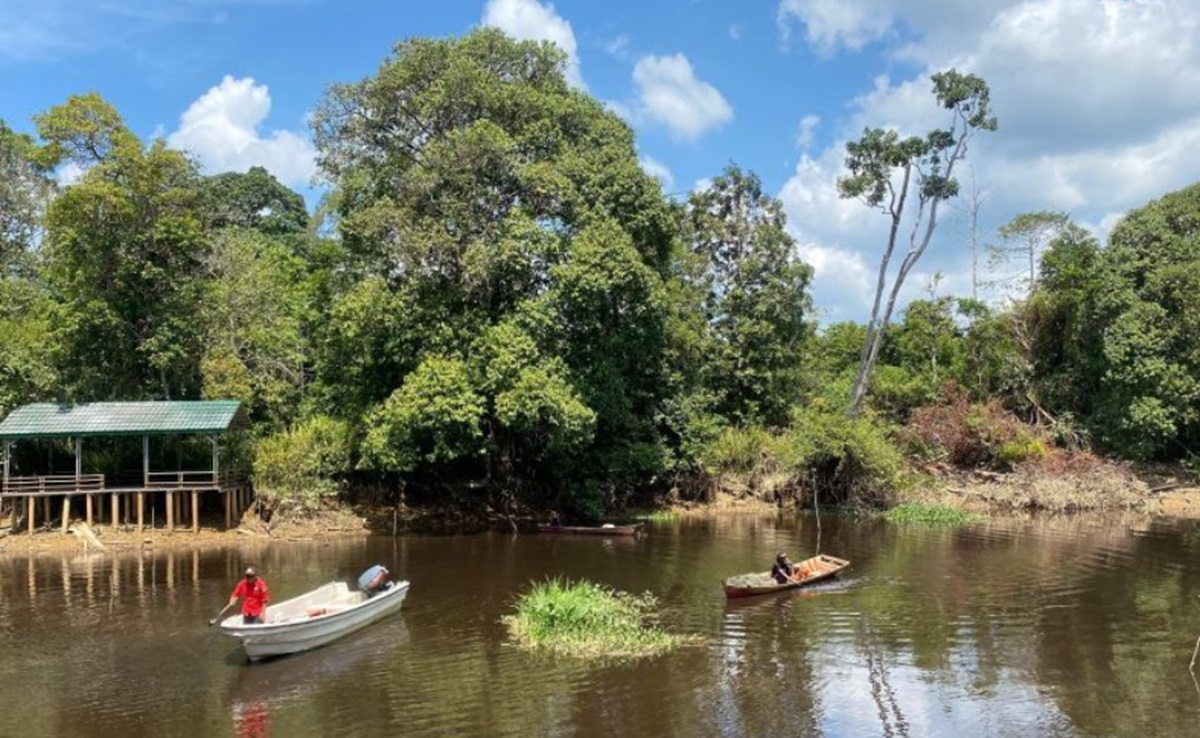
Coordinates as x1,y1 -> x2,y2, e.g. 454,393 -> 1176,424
502,578 -> 696,660
882,503 -> 982,527
632,509 -> 682,522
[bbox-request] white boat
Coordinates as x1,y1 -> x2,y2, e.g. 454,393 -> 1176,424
218,578 -> 410,661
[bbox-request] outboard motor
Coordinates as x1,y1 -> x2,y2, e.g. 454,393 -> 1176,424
357,565 -> 392,597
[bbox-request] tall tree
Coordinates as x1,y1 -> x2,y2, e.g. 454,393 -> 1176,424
310,29 -> 676,497
37,94 -> 208,400
681,164 -> 814,426
838,70 -> 997,415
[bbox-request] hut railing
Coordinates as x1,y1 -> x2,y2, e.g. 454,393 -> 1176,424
1,474 -> 106,497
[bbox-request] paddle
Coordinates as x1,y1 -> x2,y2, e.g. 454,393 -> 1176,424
208,601 -> 235,627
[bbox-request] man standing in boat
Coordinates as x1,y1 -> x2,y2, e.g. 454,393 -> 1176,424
228,567 -> 270,624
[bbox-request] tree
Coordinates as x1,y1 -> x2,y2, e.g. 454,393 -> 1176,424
310,29 -> 677,498
200,166 -> 309,237
0,120 -> 53,275
838,70 -> 997,415
37,94 -> 208,400
681,164 -> 814,427
989,211 -> 1070,299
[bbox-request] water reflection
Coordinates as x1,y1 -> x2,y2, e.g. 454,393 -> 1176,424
0,515 -> 1199,736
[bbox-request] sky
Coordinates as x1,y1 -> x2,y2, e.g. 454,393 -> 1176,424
3,0 -> 1200,322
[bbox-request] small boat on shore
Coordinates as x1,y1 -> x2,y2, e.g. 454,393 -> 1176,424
722,554 -> 850,599
536,522 -> 643,536
218,568 -> 410,661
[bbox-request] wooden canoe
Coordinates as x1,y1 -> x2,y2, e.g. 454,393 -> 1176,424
536,523 -> 643,536
722,554 -> 850,599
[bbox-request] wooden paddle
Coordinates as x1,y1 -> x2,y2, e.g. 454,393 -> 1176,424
208,601 -> 235,627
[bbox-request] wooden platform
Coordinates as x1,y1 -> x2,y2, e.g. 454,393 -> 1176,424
1,473 -> 253,534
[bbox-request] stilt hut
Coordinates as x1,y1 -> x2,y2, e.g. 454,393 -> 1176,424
0,401 -> 251,534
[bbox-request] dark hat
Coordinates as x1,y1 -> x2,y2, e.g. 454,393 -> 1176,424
244,567 -> 257,577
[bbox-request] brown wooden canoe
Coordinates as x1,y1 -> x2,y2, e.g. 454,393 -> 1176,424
722,554 -> 850,599
536,523 -> 643,536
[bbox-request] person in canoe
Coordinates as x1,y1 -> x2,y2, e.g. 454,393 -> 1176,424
227,567 -> 270,624
771,552 -> 799,584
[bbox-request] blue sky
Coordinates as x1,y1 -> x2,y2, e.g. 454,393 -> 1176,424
4,0 -> 1200,322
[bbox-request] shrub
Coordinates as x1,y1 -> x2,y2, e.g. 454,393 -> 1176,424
252,415 -> 352,518
908,388 -> 1047,470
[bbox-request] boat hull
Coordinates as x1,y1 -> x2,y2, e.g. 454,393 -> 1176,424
219,580 -> 410,661
722,555 -> 849,599
536,523 -> 642,536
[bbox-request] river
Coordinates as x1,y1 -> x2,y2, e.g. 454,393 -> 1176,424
2,513 -> 1199,737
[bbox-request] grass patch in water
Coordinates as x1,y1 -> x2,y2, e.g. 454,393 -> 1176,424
883,503 -> 982,527
631,509 -> 681,522
502,578 -> 696,660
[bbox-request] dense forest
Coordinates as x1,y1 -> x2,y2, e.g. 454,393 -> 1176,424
2,30 -> 1197,520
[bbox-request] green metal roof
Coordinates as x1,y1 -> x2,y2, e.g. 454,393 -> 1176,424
0,401 -> 248,439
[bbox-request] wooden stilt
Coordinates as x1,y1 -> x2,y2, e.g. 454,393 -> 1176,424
136,492 -> 144,533
166,491 -> 174,533
111,493 -> 119,530
224,491 -> 231,530
43,496 -> 51,528
191,490 -> 199,533
62,495 -> 71,533
86,494 -> 94,527
27,497 -> 35,534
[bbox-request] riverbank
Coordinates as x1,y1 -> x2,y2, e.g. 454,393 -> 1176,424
3,458 -> 1196,556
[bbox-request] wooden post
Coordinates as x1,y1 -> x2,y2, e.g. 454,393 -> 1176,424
27,497 -> 35,534
224,491 -> 231,530
137,492 -> 144,534
62,495 -> 71,533
192,490 -> 199,533
166,491 -> 174,533
111,493 -> 119,531
86,494 -> 93,527
43,495 -> 51,528
211,436 -> 219,484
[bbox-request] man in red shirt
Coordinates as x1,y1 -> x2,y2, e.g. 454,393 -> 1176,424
228,567 -> 270,624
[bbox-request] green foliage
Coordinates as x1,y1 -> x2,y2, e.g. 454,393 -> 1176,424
697,408 -> 904,507
200,166 -> 308,236
361,356 -> 485,472
502,578 -> 694,660
201,227 -> 310,427
0,119 -> 53,274
252,416 -> 352,517
680,164 -> 814,426
38,96 -> 208,400
882,503 -> 981,527
0,278 -> 60,416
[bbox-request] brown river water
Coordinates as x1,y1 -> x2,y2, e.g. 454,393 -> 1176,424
2,513 -> 1200,737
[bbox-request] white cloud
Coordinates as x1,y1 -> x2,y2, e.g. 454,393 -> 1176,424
777,0 -> 894,54
631,54 -> 733,140
167,75 -> 316,187
795,114 -> 820,152
482,0 -> 583,88
638,156 -> 675,190
775,0 -> 1200,321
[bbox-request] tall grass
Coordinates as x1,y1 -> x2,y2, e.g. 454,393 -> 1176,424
502,578 -> 695,660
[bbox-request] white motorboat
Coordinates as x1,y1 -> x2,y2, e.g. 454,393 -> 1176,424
218,573 -> 410,661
